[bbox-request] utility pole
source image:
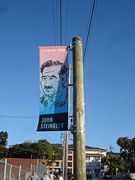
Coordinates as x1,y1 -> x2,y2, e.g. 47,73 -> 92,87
64,130 -> 68,180
72,37 -> 86,180
61,133 -> 65,178
64,65 -> 71,180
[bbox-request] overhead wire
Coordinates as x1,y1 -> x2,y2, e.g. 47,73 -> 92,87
51,0 -> 67,46
56,0 -> 59,44
0,2 -> 97,121
64,0 -> 69,45
83,0 -> 97,62
60,0 -> 62,45
52,0 -> 57,45
0,1 -> 64,120
0,115 -> 38,119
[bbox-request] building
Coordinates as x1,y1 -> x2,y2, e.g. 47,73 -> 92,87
47,144 -> 107,177
85,146 -> 107,176
46,159 -> 63,173
67,145 -> 107,177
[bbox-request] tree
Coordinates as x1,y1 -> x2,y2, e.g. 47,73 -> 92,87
0,131 -> 8,158
52,144 -> 63,160
117,137 -> 135,172
0,131 -> 8,146
117,137 -> 130,152
101,152 -> 126,174
7,139 -> 53,160
32,139 -> 53,159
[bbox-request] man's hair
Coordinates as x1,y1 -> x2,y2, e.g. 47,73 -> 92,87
32,171 -> 36,174
41,60 -> 67,75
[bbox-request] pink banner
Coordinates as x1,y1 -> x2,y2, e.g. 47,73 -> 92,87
38,46 -> 68,131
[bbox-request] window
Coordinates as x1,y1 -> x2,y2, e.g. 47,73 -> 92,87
68,162 -> 72,167
94,156 -> 100,160
68,151 -> 72,154
86,156 -> 90,160
68,156 -> 72,161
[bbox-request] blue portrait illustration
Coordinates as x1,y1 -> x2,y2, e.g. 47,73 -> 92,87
40,60 -> 68,115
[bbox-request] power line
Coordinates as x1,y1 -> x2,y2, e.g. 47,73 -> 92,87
52,0 -> 57,45
56,0 -> 59,44
83,0 -> 97,62
64,0 -> 69,44
0,115 -> 38,119
60,0 -> 62,45
51,0 -> 68,46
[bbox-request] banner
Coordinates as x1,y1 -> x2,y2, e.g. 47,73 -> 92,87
37,46 -> 68,131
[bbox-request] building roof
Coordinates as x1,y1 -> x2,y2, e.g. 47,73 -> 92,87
51,143 -> 107,152
68,144 -> 107,151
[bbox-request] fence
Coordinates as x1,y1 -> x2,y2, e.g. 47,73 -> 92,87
36,160 -> 49,179
0,159 -> 48,180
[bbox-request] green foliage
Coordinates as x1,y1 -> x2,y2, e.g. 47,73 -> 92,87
117,137 -> 130,152
101,152 -> 123,174
0,131 -> 62,161
7,139 -> 55,160
52,144 -> 63,160
0,131 -> 8,158
0,131 -> 8,146
0,146 -> 8,158
34,139 -> 53,159
101,152 -> 127,174
117,136 -> 135,172
6,139 -> 63,162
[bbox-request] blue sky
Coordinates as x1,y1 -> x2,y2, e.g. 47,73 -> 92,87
0,0 -> 135,152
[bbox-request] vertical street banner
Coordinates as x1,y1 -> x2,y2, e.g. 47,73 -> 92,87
37,46 -> 68,131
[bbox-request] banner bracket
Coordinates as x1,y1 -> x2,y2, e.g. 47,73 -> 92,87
67,43 -> 73,51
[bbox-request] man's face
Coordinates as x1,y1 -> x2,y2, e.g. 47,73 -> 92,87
32,171 -> 36,175
41,65 -> 62,97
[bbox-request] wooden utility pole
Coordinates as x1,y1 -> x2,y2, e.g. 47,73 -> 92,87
72,37 -> 86,180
